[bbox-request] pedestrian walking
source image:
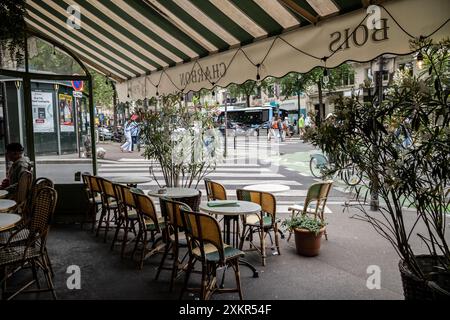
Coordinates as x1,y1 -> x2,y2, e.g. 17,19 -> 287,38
120,119 -> 133,153
298,114 -> 305,140
130,118 -> 140,151
277,116 -> 284,142
268,117 -> 278,141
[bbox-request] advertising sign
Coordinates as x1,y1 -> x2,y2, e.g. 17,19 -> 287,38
59,93 -> 75,132
32,91 -> 54,133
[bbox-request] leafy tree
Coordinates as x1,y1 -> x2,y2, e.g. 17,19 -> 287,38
91,70 -> 114,109
277,64 -> 354,121
0,0 -> 26,66
227,80 -> 259,107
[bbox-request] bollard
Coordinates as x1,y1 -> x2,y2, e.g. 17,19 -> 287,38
234,135 -> 236,149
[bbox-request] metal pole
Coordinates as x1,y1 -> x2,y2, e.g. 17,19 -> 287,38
370,57 -> 383,211
224,92 -> 228,158
74,96 -> 80,158
23,33 -> 36,179
112,82 -> 117,131
55,84 -> 61,155
1,82 -> 11,166
88,75 -> 97,175
15,81 -> 23,146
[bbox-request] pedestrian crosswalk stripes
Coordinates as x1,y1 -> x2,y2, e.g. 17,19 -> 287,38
97,138 -> 348,214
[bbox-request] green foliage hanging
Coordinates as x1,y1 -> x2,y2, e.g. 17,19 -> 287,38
0,0 -> 26,67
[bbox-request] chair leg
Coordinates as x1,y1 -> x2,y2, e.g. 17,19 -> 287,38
274,224 -> 281,255
155,241 -> 171,281
139,231 -> 149,270
42,258 -> 57,300
95,206 -> 106,237
132,229 -> 142,263
103,208 -> 112,243
44,248 -> 55,278
179,256 -> 194,300
111,217 -> 123,251
200,263 -> 207,300
239,225 -> 247,250
121,219 -> 129,259
169,244 -> 179,292
30,260 -> 41,289
260,228 -> 266,266
231,260 -> 243,300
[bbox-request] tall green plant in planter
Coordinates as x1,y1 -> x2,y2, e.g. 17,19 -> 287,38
0,0 -> 26,68
137,95 -> 223,188
307,38 -> 449,299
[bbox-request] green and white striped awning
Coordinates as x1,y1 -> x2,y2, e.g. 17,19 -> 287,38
25,0 -> 450,100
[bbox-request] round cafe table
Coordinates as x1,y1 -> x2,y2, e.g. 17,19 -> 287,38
243,183 -> 290,193
106,176 -> 152,188
147,187 -> 199,199
148,187 -> 200,211
199,200 -> 261,279
0,199 -> 17,213
0,190 -> 9,199
0,213 -> 21,232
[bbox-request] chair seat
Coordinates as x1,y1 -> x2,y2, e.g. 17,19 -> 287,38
0,245 -> 41,267
192,243 -> 244,262
244,214 -> 277,227
144,216 -> 166,231
0,229 -> 29,245
288,204 -> 332,214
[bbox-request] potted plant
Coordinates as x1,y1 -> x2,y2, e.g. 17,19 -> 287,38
282,215 -> 326,257
137,95 -> 223,189
306,38 -> 449,299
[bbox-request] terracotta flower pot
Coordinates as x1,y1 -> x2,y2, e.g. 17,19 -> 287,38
294,227 -> 325,257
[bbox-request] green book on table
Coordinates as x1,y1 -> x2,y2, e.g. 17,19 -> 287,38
207,200 -> 239,207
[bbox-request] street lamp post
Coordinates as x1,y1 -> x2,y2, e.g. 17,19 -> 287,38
224,92 -> 228,158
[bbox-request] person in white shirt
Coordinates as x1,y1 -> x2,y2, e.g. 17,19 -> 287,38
120,119 -> 133,153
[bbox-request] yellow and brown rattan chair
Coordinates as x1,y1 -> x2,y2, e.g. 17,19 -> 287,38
0,186 -> 57,300
179,208 -> 244,300
236,189 -> 280,266
287,180 -> 333,241
96,177 -> 119,242
131,189 -> 166,269
204,178 -> 227,201
22,177 -> 54,221
83,174 -> 103,232
111,183 -> 139,258
155,197 -> 191,291
9,170 -> 33,214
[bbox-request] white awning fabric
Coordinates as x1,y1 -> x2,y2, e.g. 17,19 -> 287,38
116,0 -> 449,101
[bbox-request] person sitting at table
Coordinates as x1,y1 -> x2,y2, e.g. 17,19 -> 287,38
0,143 -> 31,195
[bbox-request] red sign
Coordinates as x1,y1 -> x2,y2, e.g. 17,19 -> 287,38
71,80 -> 84,91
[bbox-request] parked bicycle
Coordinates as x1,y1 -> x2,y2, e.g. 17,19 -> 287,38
309,153 -> 362,186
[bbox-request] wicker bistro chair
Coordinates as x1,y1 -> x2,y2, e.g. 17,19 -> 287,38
287,180 -> 333,241
236,189 -> 280,266
96,178 -> 119,242
1,177 -> 56,276
155,197 -> 191,292
111,183 -> 139,258
83,174 -> 103,232
22,177 -> 54,221
204,179 -> 225,220
179,208 -> 244,301
0,187 -> 58,300
9,170 -> 33,214
130,190 -> 166,269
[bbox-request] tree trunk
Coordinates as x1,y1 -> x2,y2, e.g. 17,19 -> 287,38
112,83 -> 117,131
246,94 -> 250,108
